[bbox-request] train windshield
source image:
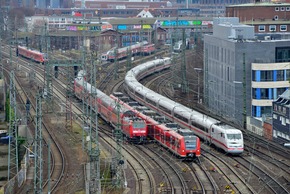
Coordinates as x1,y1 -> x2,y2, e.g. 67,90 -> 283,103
227,134 -> 242,140
184,137 -> 197,149
43,53 -> 48,60
133,120 -> 146,128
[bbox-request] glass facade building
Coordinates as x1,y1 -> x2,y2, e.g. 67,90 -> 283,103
204,17 -> 290,128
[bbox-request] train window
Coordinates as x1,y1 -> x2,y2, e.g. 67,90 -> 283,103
191,121 -> 208,133
170,137 -> 175,144
185,137 -> 197,149
174,113 -> 188,123
212,128 -> 214,132
133,121 -> 145,128
146,98 -> 156,106
136,92 -> 143,100
159,105 -> 171,115
227,134 -> 241,140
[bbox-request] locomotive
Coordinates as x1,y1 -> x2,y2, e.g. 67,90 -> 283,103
74,73 -> 147,143
110,94 -> 201,159
123,58 -> 244,154
16,46 -> 48,63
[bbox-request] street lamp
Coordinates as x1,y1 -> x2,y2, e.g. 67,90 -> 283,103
194,68 -> 202,103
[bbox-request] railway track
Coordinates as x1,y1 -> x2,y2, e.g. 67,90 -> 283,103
140,56 -> 290,193
2,65 -> 65,193
1,47 -> 86,193
99,132 -> 154,193
4,43 -> 290,194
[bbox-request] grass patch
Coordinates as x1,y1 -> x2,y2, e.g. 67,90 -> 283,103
72,122 -> 84,135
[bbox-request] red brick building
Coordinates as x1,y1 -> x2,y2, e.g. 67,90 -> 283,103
226,2 -> 290,33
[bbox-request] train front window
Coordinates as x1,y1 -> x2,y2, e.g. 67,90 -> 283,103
184,137 -> 197,149
43,53 -> 48,60
227,134 -> 241,140
133,120 -> 145,128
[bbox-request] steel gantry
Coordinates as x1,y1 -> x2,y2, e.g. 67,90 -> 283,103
112,101 -> 124,188
87,52 -> 101,193
48,59 -> 82,129
7,71 -> 19,181
34,93 -> 43,194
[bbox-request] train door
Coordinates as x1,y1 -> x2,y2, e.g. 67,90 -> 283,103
209,124 -> 215,144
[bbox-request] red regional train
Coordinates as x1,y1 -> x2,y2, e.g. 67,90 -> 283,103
74,72 -> 147,143
140,43 -> 156,55
16,46 -> 48,63
110,94 -> 201,159
101,41 -> 155,62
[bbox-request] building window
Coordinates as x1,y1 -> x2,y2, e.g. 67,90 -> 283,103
281,116 -> 286,125
273,114 -> 278,119
286,7 -> 290,11
276,47 -> 290,62
258,25 -> 265,32
274,15 -> 279,20
269,25 -> 276,32
281,7 -> 285,11
280,25 -> 287,31
275,7 -> 280,11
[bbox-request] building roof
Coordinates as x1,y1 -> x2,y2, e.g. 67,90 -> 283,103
243,19 -> 290,25
227,2 -> 290,7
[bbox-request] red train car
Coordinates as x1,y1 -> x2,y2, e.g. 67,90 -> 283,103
110,94 -> 201,158
101,41 -> 153,62
141,44 -> 156,55
16,46 -> 47,63
74,76 -> 147,143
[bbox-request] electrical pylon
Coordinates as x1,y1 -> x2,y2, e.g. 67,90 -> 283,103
88,52 -> 101,193
7,71 -> 19,181
181,29 -> 188,93
34,92 -> 43,194
48,59 -> 82,130
126,47 -> 132,72
43,22 -> 53,108
112,101 -> 123,188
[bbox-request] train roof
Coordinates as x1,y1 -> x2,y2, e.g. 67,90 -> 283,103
214,123 -> 243,133
125,58 -> 226,129
18,46 -> 45,55
117,41 -> 148,53
75,76 -> 134,115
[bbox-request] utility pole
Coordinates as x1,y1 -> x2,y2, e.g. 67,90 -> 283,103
34,92 -> 43,194
7,71 -> 19,181
112,101 -> 124,188
126,47 -> 132,72
114,31 -> 119,80
114,47 -> 118,80
80,21 -> 90,151
43,22 -> 53,108
181,29 -> 188,94
48,59 -> 82,129
88,52 -> 101,193
81,0 -> 86,8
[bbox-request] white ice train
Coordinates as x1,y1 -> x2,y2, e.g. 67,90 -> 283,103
123,57 -> 244,154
